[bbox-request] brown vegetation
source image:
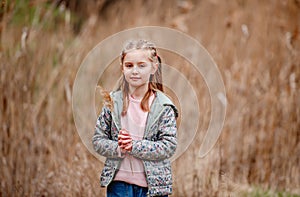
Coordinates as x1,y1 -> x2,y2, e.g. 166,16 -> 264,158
1,0 -> 299,196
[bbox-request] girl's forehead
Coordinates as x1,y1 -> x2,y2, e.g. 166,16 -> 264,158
123,49 -> 151,62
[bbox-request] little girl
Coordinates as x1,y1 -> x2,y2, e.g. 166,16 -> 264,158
92,39 -> 178,197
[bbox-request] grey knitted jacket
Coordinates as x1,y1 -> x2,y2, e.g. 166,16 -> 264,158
92,90 -> 178,196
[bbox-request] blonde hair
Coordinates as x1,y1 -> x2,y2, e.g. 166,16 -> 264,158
118,39 -> 163,115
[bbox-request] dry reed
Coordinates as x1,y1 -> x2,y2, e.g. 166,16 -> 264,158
1,0 -> 299,196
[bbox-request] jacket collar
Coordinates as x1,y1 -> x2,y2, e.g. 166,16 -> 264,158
109,90 -> 178,133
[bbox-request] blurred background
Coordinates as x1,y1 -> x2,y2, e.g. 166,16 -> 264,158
1,0 -> 299,196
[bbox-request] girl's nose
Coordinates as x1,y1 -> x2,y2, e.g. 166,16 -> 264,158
132,65 -> 139,74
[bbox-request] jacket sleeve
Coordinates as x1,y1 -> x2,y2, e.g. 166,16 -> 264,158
130,106 -> 177,161
92,106 -> 120,159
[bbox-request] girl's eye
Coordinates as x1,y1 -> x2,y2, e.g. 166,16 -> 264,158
139,63 -> 147,67
124,64 -> 133,68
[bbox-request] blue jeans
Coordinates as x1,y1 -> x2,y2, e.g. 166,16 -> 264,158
107,181 -> 168,197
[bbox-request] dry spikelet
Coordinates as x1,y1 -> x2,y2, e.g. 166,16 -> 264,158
97,85 -> 114,111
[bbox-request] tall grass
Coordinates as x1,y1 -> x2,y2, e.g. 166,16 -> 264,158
1,0 -> 299,196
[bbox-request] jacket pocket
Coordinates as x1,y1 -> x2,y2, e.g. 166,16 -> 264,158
101,159 -> 119,186
147,173 -> 172,187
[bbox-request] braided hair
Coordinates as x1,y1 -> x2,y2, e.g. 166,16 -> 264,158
119,39 -> 163,115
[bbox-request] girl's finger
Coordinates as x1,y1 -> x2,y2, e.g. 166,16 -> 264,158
118,135 -> 131,140
124,144 -> 132,151
119,140 -> 132,147
120,143 -> 131,149
121,139 -> 132,144
118,140 -> 122,146
119,144 -> 126,149
120,129 -> 130,136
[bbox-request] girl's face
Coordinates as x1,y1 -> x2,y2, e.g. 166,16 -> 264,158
122,49 -> 157,91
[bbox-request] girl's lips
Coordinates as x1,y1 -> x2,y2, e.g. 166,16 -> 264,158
130,77 -> 141,80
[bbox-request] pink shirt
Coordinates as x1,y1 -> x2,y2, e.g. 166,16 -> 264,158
114,93 -> 155,187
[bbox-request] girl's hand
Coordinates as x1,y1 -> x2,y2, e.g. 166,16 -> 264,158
118,129 -> 133,152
